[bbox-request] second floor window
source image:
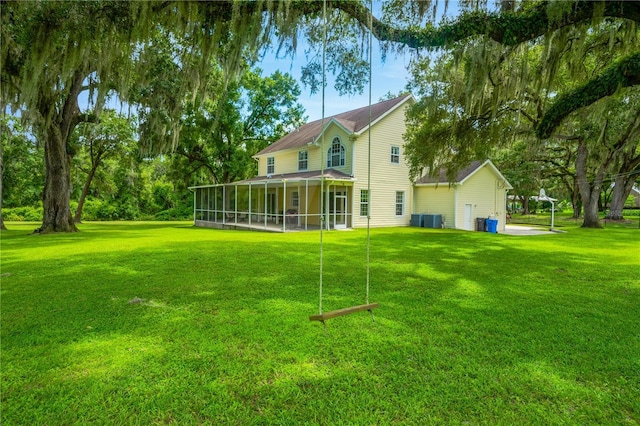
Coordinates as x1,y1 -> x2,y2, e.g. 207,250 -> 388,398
267,157 -> 274,174
391,146 -> 400,164
298,150 -> 308,170
327,137 -> 345,168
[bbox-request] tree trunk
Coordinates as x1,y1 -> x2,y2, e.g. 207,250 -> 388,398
607,171 -> 638,220
571,181 -> 582,219
519,195 -> 530,215
36,69 -> 87,233
74,159 -> 100,223
37,124 -> 78,233
576,139 -> 603,228
0,135 -> 6,231
606,148 -> 640,220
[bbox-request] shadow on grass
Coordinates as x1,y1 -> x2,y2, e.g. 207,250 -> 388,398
2,225 -> 638,423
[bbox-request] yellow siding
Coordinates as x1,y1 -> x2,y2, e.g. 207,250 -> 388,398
455,166 -> 508,231
413,185 -> 456,228
313,124 -> 353,175
256,123 -> 353,176
351,103 -> 413,228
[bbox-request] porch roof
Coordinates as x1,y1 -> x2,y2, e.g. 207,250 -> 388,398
188,168 -> 355,190
238,168 -> 355,184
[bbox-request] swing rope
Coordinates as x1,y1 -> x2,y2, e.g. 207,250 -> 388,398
311,0 -> 378,325
317,0 -> 327,317
365,0 -> 373,306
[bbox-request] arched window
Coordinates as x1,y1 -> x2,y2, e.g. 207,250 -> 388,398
327,137 -> 345,168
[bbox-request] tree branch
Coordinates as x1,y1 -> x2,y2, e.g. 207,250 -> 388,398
536,52 -> 640,139
332,0 -> 640,49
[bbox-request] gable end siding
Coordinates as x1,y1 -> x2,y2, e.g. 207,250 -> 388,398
352,103 -> 412,228
455,166 -> 507,231
413,185 -> 456,228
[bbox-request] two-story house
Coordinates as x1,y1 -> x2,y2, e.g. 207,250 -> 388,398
190,94 -> 512,232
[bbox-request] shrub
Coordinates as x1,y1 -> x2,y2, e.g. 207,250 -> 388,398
622,209 -> 640,217
80,199 -> 119,221
2,206 -> 43,221
154,206 -> 192,221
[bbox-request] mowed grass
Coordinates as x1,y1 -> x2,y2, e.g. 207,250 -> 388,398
1,221 -> 638,424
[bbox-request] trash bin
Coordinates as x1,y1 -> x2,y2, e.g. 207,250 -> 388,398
486,218 -> 498,233
476,218 -> 486,232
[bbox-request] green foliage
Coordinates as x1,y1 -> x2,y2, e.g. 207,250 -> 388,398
2,206 -> 43,221
622,208 -> 640,217
1,223 -> 638,423
1,118 -> 44,208
174,66 -> 305,185
151,180 -> 175,211
537,53 -> 640,139
153,206 -> 192,221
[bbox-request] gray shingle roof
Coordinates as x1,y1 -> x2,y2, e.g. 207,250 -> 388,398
415,160 -> 485,184
256,94 -> 412,156
237,168 -> 354,183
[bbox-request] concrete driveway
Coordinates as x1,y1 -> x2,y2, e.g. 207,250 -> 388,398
502,224 -> 560,236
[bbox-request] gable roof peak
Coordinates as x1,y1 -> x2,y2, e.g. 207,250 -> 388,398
415,159 -> 512,189
256,93 -> 413,156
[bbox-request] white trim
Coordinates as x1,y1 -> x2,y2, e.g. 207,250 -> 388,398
312,118 -> 353,145
458,159 -> 513,189
412,159 -> 513,190
354,94 -> 414,136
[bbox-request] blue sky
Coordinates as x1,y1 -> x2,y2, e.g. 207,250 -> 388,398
258,38 -> 413,121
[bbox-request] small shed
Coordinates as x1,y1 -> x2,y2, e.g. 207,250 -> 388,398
413,160 -> 513,232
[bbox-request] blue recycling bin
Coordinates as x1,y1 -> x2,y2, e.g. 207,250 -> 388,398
486,218 -> 498,233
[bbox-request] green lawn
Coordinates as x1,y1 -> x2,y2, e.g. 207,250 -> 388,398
1,221 -> 639,424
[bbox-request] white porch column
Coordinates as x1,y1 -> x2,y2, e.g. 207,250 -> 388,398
282,180 -> 287,232
325,182 -> 331,231
248,183 -> 252,226
264,181 -> 268,228
192,188 -> 196,224
305,180 -> 309,231
297,183 -> 302,228
222,186 -> 226,224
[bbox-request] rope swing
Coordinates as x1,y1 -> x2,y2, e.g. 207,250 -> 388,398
309,0 -> 378,327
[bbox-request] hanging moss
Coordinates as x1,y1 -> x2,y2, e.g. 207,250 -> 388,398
537,52 -> 640,139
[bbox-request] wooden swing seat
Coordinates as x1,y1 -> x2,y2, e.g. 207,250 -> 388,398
309,303 -> 379,322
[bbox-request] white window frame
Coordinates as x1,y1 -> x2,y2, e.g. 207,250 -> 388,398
360,189 -> 369,217
267,157 -> 274,174
298,150 -> 308,171
395,191 -> 404,216
327,137 -> 345,168
292,191 -> 299,208
390,146 -> 400,164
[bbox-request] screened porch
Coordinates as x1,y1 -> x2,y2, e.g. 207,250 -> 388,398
189,176 -> 355,232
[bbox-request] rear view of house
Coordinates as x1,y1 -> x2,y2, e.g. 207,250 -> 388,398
189,94 -> 512,232
189,94 -> 415,231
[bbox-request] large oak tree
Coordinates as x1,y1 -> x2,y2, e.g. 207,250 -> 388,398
2,0 -> 639,232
